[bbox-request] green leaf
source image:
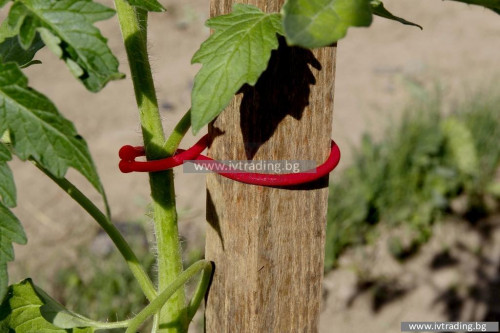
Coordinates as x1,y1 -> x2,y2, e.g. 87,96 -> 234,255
448,0 -> 500,15
370,0 -> 422,29
0,203 -> 26,301
282,0 -> 373,48
4,0 -> 123,92
0,164 -> 15,208
19,15 -> 37,49
37,27 -> 61,57
0,144 -> 9,162
40,300 -> 97,329
0,18 -> 45,68
0,263 -> 7,302
0,143 -> 23,302
126,0 -> 165,12
0,35 -> 44,67
0,279 -> 95,332
37,283 -> 97,329
191,4 -> 283,133
0,62 -> 104,195
0,144 -> 15,208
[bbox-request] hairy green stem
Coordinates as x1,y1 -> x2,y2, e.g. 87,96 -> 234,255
35,164 -> 157,301
84,318 -> 131,330
91,320 -> 130,330
151,314 -> 160,333
163,109 -> 192,154
113,1 -> 187,330
186,259 -> 212,322
126,260 -> 213,333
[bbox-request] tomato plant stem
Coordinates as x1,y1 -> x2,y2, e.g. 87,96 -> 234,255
126,260 -> 212,333
186,259 -> 213,322
163,109 -> 192,154
35,164 -> 157,301
113,1 -> 187,331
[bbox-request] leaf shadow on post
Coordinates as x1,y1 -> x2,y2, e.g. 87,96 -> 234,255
205,38 -> 330,251
239,37 -> 321,160
206,189 -> 224,251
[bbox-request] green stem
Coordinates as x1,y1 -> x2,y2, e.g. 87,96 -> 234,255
90,260 -> 211,332
86,319 -> 131,330
113,1 -> 187,331
35,164 -> 157,301
186,260 -> 212,322
151,314 -> 160,333
92,321 -> 130,330
163,109 -> 192,155
126,261 -> 213,333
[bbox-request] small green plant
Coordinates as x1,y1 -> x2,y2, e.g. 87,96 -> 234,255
325,89 -> 500,268
0,0 -> 498,331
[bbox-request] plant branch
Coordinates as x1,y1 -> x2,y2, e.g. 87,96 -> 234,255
163,109 -> 192,154
126,260 -> 213,333
88,318 -> 131,330
35,163 -> 157,301
187,258 -> 212,322
113,1 -> 187,330
151,314 -> 160,333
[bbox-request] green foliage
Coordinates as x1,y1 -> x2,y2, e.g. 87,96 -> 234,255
0,224 -> 155,331
0,279 -> 94,332
281,0 -> 422,49
0,13 -> 41,67
0,206 -> 25,301
193,0 -> 496,132
458,93 -> 500,200
126,0 -> 165,12
2,0 -> 123,92
448,0 -> 500,15
0,20 -> 44,67
0,144 -> 26,301
370,0 -> 422,29
0,144 -> 15,208
190,4 -> 283,133
0,0 -> 499,330
0,63 -> 103,191
282,0 -> 373,48
0,58 -> 106,303
441,117 -> 478,176
325,92 -> 500,269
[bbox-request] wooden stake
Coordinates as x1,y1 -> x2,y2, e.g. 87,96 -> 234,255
205,1 -> 336,331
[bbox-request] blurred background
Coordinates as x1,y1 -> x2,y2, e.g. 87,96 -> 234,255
6,0 -> 500,331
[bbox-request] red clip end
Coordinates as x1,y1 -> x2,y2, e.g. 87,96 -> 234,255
119,160 -> 134,173
119,145 -> 143,161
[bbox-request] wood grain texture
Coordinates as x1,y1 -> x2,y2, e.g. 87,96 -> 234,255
205,1 -> 336,331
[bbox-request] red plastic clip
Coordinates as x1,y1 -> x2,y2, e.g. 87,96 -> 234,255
119,134 -> 340,186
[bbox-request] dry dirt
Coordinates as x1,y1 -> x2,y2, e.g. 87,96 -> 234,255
320,214 -> 500,332
5,0 -> 500,331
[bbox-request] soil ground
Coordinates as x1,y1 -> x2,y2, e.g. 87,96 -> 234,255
5,0 -> 500,332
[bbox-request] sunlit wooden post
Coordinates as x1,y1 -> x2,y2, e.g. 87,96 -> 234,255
205,0 -> 336,331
